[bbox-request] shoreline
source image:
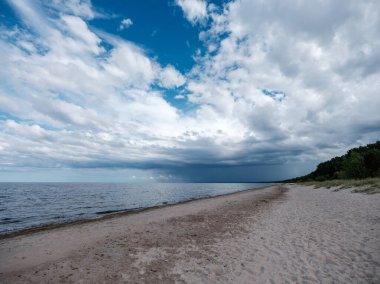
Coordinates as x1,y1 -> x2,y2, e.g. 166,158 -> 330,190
0,184 -> 275,240
1,184 -> 379,283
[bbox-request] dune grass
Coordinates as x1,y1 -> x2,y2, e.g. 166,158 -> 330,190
301,177 -> 380,194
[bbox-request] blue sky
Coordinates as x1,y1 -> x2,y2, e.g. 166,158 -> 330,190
0,0 -> 379,182
91,0 -> 203,72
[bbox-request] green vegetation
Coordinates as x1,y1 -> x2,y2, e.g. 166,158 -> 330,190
302,178 -> 380,194
288,141 -> 380,193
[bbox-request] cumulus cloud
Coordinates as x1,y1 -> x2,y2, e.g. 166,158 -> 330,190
158,65 -> 186,88
183,0 -> 380,161
0,0 -> 379,181
119,18 -> 133,30
0,1 -> 186,167
175,0 -> 208,24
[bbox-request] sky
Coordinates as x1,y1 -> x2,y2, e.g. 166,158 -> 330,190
0,0 -> 379,182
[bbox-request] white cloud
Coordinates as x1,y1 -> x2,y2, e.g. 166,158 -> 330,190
119,18 -> 133,30
181,0 -> 380,167
175,0 -> 208,24
174,94 -> 185,99
6,0 -> 52,35
158,65 -> 186,88
0,0 -> 379,181
45,0 -> 95,19
61,15 -> 103,54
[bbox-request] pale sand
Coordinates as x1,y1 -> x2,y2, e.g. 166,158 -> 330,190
0,185 -> 379,283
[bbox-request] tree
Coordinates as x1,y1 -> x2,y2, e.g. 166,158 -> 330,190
342,152 -> 366,179
287,141 -> 380,182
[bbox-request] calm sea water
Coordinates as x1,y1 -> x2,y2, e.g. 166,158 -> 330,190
0,183 -> 271,234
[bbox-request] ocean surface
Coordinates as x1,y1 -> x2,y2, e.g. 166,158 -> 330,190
0,183 -> 272,234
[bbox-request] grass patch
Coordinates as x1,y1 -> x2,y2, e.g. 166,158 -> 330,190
300,177 -> 380,194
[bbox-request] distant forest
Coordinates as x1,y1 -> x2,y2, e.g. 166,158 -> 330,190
289,141 -> 380,182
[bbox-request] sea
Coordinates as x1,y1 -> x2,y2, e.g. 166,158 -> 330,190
0,183 -> 271,235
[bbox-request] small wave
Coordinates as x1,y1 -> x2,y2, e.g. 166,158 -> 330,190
52,216 -> 65,220
0,218 -> 22,224
95,209 -> 125,215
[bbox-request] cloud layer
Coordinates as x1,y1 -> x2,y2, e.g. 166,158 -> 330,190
0,0 -> 379,181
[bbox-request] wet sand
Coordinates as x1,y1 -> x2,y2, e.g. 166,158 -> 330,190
0,185 -> 379,283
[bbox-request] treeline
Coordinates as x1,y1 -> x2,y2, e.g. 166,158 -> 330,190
289,141 -> 380,182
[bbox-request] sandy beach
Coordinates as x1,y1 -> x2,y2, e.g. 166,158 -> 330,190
0,184 -> 379,283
